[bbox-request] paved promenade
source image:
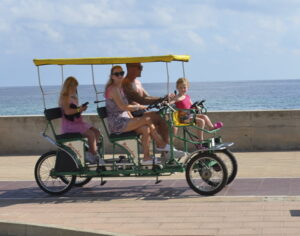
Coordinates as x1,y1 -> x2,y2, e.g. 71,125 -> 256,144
1,151 -> 300,235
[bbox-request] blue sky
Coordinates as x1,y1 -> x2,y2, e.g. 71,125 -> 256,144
1,0 -> 300,87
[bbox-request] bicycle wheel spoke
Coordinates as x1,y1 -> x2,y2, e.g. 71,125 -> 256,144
35,151 -> 75,195
186,153 -> 228,196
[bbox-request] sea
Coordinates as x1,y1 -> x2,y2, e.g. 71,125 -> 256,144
0,79 -> 299,116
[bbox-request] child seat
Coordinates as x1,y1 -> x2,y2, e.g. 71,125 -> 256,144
172,109 -> 195,127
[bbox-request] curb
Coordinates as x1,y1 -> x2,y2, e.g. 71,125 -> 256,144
0,221 -> 133,236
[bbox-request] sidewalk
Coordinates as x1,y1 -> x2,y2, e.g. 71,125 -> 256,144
0,151 -> 300,235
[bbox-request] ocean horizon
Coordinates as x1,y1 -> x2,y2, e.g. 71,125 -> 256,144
0,79 -> 300,116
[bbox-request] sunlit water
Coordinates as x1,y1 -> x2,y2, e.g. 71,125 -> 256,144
0,80 -> 299,116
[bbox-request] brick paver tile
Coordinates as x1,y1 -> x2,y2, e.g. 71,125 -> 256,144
244,210 -> 283,216
283,227 -> 300,234
158,222 -> 199,229
283,221 -> 300,227
218,227 -> 261,235
262,227 -> 284,235
182,216 -> 224,223
146,217 -> 184,223
223,216 -> 263,222
243,221 -> 284,228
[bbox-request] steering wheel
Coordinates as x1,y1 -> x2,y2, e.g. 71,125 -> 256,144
191,99 -> 206,108
147,95 -> 168,110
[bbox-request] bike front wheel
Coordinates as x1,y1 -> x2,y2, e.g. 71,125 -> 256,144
215,149 -> 238,185
185,152 -> 228,196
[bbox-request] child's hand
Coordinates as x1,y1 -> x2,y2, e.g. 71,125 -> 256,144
168,93 -> 176,100
162,100 -> 169,106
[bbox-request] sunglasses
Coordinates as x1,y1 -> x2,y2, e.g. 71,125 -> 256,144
112,71 -> 125,77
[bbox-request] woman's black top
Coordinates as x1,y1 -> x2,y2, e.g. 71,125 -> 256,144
64,103 -> 81,121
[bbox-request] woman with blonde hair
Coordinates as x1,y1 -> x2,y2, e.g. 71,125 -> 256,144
59,76 -> 104,164
105,65 -> 171,165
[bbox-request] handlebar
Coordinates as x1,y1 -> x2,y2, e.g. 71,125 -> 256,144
191,100 -> 206,108
94,100 -> 106,104
146,95 -> 168,110
147,98 -> 207,114
94,97 -> 207,114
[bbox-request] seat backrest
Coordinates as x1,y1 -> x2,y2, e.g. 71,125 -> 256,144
172,110 -> 191,127
44,107 -> 62,139
44,107 -> 62,121
97,107 -> 110,137
97,107 -> 107,119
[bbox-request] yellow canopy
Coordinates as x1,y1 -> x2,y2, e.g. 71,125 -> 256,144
33,55 -> 190,66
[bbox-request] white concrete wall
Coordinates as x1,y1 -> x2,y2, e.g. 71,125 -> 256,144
0,110 -> 299,155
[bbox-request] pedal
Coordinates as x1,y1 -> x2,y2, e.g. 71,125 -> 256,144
96,165 -> 107,172
155,176 -> 162,184
100,177 -> 107,186
152,164 -> 163,170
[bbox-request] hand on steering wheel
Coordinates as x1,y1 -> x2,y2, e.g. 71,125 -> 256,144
191,100 -> 206,108
147,95 -> 168,110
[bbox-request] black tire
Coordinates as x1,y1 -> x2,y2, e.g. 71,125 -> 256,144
185,152 -> 228,196
34,151 -> 75,195
215,149 -> 238,185
60,176 -> 92,187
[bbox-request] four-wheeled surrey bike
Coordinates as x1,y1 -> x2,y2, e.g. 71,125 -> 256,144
33,55 -> 238,196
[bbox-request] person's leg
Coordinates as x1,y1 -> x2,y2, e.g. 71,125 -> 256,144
173,127 -> 178,136
135,126 -> 151,161
143,112 -> 169,143
148,123 -> 166,148
195,117 -> 205,141
122,116 -> 152,132
82,129 -> 97,154
123,116 -> 167,149
197,114 -> 214,129
90,127 -> 101,141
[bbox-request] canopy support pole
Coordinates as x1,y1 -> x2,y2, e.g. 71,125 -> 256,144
60,65 -> 64,85
91,65 -> 99,105
182,61 -> 186,78
165,62 -> 170,102
37,66 -> 46,109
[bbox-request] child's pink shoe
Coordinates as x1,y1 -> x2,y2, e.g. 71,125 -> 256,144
213,122 -> 223,129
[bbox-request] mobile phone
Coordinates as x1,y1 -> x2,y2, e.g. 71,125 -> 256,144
82,102 -> 89,107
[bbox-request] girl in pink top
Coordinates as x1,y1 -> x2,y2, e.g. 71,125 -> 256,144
174,78 -> 223,146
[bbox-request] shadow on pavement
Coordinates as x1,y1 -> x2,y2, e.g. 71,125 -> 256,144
2,177 -> 300,207
0,179 -> 200,207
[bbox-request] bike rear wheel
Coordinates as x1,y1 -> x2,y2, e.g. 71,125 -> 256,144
34,151 -> 75,195
60,176 -> 92,187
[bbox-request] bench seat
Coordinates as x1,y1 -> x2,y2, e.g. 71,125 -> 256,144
109,131 -> 138,140
55,132 -> 83,142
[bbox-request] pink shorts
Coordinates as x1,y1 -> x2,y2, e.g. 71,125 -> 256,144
61,116 -> 92,134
